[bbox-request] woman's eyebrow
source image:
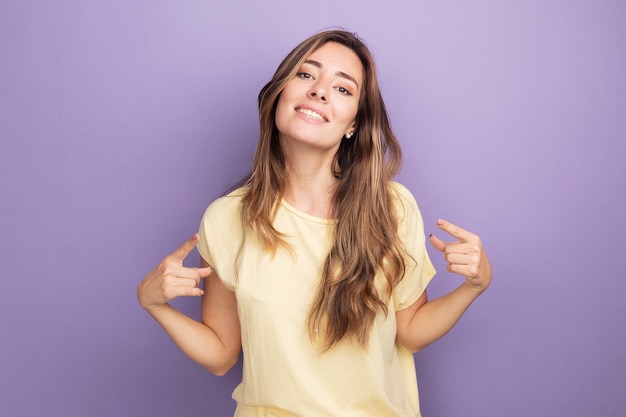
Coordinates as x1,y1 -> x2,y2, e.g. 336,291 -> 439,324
304,59 -> 359,88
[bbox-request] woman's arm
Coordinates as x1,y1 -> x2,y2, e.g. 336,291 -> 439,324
137,234 -> 241,376
396,219 -> 492,352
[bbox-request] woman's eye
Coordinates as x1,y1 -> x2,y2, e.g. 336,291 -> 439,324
297,72 -> 312,79
337,86 -> 352,96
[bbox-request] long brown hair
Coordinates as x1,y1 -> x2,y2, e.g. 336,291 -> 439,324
240,30 -> 407,350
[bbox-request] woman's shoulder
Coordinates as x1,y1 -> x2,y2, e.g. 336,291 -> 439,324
202,186 -> 247,220
387,181 -> 426,229
388,181 -> 418,209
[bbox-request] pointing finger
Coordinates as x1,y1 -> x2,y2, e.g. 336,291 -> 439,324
436,219 -> 478,243
170,234 -> 201,264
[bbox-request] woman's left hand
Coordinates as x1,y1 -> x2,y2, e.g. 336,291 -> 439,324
429,219 -> 492,293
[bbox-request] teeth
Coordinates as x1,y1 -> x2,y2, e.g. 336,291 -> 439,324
297,108 -> 325,121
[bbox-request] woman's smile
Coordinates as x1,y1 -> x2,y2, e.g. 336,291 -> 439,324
295,105 -> 328,122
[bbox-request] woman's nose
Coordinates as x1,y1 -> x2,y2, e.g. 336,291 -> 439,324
309,83 -> 327,102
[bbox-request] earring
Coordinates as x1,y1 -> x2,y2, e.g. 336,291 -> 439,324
345,132 -> 354,139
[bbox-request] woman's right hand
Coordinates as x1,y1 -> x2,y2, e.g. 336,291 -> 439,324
137,234 -> 213,310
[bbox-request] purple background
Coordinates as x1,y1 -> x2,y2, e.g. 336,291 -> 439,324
1,1 -> 625,416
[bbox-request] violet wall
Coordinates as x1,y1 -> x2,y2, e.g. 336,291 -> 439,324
1,1 -> 625,416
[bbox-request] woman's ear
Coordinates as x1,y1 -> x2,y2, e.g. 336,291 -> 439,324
347,119 -> 358,135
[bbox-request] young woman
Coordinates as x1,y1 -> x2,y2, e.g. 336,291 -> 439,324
138,29 -> 492,417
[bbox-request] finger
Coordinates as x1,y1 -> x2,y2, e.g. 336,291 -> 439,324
167,286 -> 205,298
446,263 -> 480,279
444,252 -> 472,265
170,234 -> 201,264
161,278 -> 205,299
196,266 -> 213,279
429,233 -> 448,252
436,219 -> 478,243
171,277 -> 200,288
185,266 -> 213,286
180,287 -> 205,297
442,242 -> 477,255
168,265 -> 212,280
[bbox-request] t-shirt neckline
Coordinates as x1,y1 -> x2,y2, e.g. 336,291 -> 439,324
280,199 -> 336,225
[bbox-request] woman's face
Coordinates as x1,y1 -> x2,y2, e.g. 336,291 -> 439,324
275,42 -> 363,155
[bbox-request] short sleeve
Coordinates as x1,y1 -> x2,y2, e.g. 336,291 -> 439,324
390,182 -> 436,311
197,191 -> 245,292
197,206 -> 215,268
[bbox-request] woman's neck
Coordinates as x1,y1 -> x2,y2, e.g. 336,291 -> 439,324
283,157 -> 337,219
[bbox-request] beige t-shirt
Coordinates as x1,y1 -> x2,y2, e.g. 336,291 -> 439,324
197,182 -> 435,417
